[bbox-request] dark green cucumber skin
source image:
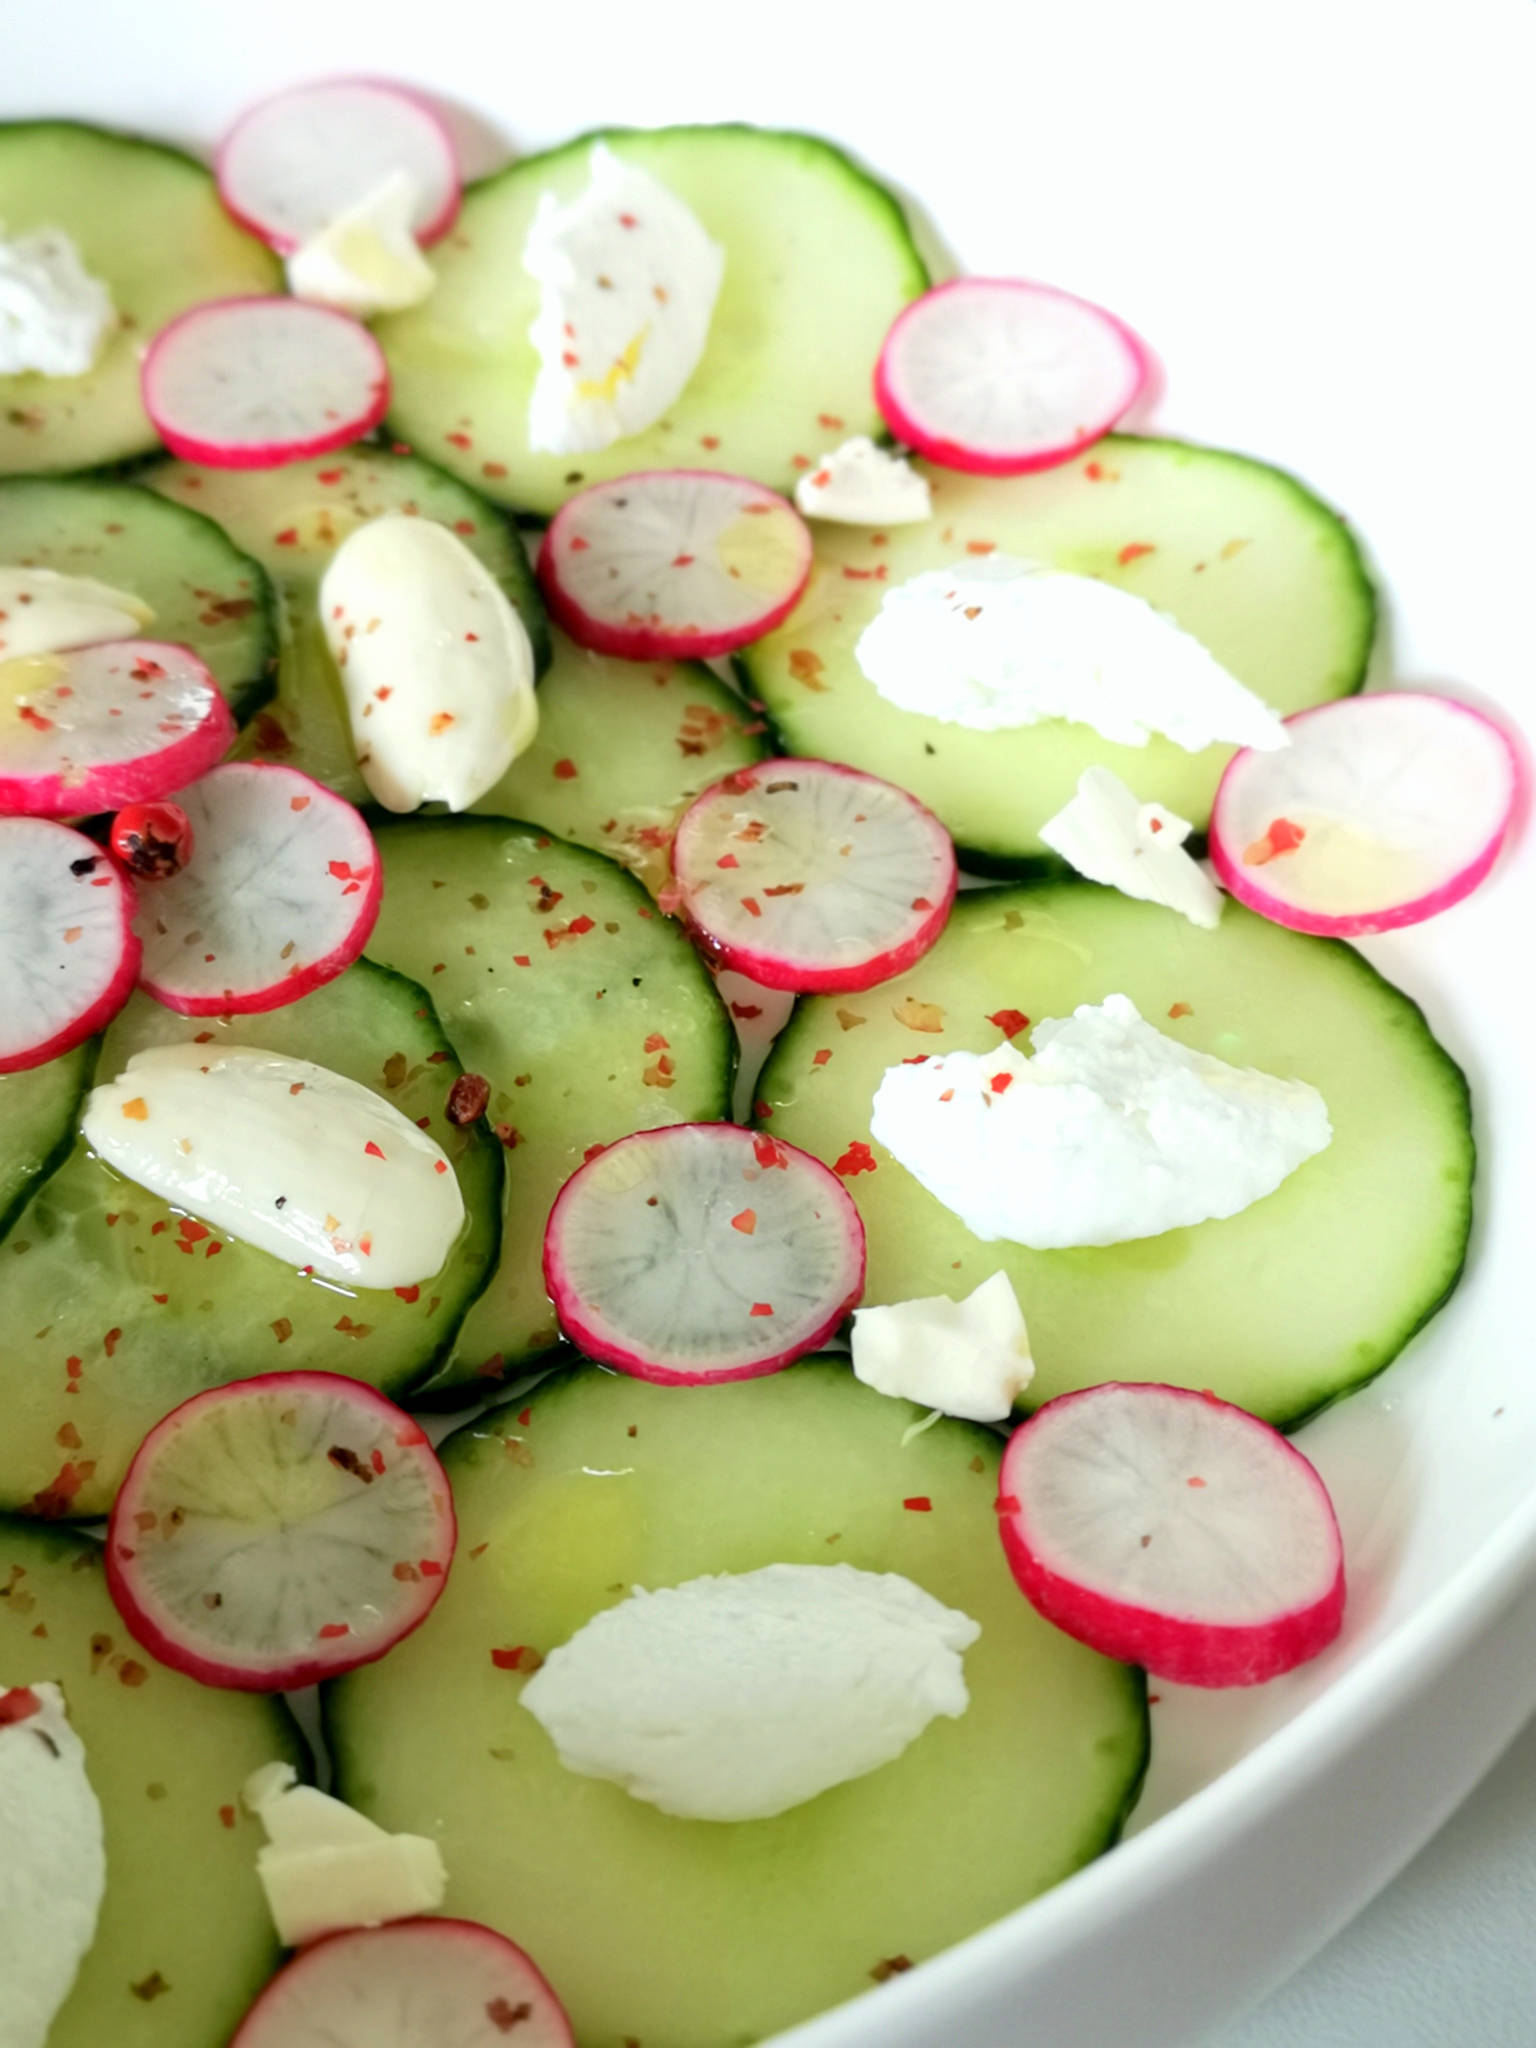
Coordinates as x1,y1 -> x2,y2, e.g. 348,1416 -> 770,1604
0,1040 -> 96,1240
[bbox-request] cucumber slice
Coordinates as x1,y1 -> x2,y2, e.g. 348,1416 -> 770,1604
0,964 -> 501,1517
738,435 -> 1376,868
365,818 -> 735,1391
471,626 -> 767,889
326,1362 -> 1147,2047
759,883 -> 1472,1427
0,1040 -> 92,1236
143,447 -> 549,800
0,1517 -> 305,2048
376,125 -> 928,517
0,122 -> 281,474
0,476 -> 277,723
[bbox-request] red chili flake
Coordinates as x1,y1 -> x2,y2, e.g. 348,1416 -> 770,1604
903,1496 -> 933,1512
18,705 -> 53,732
812,1048 -> 832,1067
990,1072 -> 1014,1095
671,552 -> 696,568
1186,1475 -> 1207,1489
419,1558 -> 444,1577
219,1803 -> 237,1827
753,1134 -> 787,1170
763,883 -> 804,897
177,1218 -> 210,1245
788,648 -> 827,691
995,1493 -> 1022,1514
65,1356 -> 83,1379
834,1140 -> 877,1177
490,1645 -> 542,1672
1118,541 -> 1156,565
965,539 -> 996,555
749,1302 -> 774,1317
316,467 -> 343,484
568,534 -> 589,552
731,1209 -> 757,1234
741,895 -> 762,917
986,1008 -> 1030,1038
1085,461 -> 1106,480
447,431 -> 473,449
252,711 -> 293,755
492,1122 -> 521,1149
716,852 -> 740,869
553,757 -> 579,779
119,1659 -> 148,1687
518,1407 -> 532,1427
273,527 -> 298,547
513,954 -> 531,967
486,1998 -> 535,2033
700,434 -> 721,449
583,1142 -> 607,1163
103,1326 -> 122,1357
753,1101 -> 772,1121
1168,1001 -> 1193,1020
364,1140 -> 386,1159
446,1073 -> 490,1126
454,519 -> 476,536
911,896 -> 933,911
317,1622 -> 351,1639
0,1687 -> 42,1725
1243,816 -> 1307,865
731,1001 -> 762,1020
791,453 -> 811,470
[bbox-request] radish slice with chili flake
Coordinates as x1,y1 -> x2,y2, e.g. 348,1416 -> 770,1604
672,758 -> 957,993
1209,691 -> 1522,937
875,278 -> 1149,476
136,761 -> 380,1015
230,1919 -> 572,2048
141,297 -> 389,469
543,1123 -> 865,1384
0,638 -> 234,819
105,1372 -> 456,1691
217,78 -> 461,253
0,817 -> 139,1074
536,470 -> 812,661
997,1382 -> 1345,1688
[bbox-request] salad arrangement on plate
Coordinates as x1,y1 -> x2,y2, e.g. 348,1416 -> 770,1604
0,75 -> 1519,2048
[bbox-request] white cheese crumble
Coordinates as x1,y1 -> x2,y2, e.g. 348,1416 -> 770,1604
0,1683 -> 106,2048
1041,766 -> 1224,928
794,436 -> 931,525
0,566 -> 149,661
319,512 -> 538,812
286,171 -> 436,319
243,1761 -> 446,1948
855,554 -> 1289,752
0,226 -> 115,378
870,995 -> 1332,1249
521,1563 -> 979,1822
81,1042 -> 465,1289
852,1270 -> 1034,1422
523,142 -> 724,456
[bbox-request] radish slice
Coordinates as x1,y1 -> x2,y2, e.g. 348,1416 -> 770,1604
0,818 -> 139,1074
0,639 -> 234,819
135,762 -> 380,1016
1209,691 -> 1522,937
105,1373 -> 456,1691
536,470 -> 812,661
217,78 -> 460,253
997,1382 -> 1346,1687
142,298 -> 389,469
875,278 -> 1149,476
543,1123 -> 865,1384
230,1920 -> 573,2048
671,758 -> 957,992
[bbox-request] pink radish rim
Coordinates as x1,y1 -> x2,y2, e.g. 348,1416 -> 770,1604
141,297 -> 390,470
542,1123 -> 867,1385
229,1920 -> 574,2045
136,762 -> 382,1017
0,643 -> 235,820
672,758 -> 959,994
0,823 -> 140,1075
215,76 -> 461,253
874,277 -> 1152,477
104,1372 -> 456,1692
536,471 -> 814,663
1210,691 -> 1524,938
997,1383 -> 1346,1689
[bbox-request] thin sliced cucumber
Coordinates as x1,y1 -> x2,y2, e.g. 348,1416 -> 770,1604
759,883 -> 1472,1427
738,435 -> 1376,868
0,122 -> 281,473
376,124 -> 928,517
143,447 -> 549,799
0,476 -> 277,723
0,1039 -> 92,1236
0,965 -> 501,1517
0,1518 -> 306,2048
326,1361 -> 1147,2048
365,818 -> 735,1391
472,626 -> 767,890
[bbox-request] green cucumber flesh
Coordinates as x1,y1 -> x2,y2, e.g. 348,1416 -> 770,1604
0,964 -> 501,1517
0,1040 -> 92,1236
376,124 -> 928,517
0,476 -> 277,723
471,626 -> 768,889
0,122 -> 281,473
738,435 -> 1377,868
326,1361 -> 1146,2047
365,818 -> 735,1391
758,883 -> 1472,1427
143,446 -> 549,800
0,1517 -> 305,2048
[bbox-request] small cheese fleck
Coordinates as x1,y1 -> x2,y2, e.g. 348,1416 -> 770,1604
794,437 -> 931,526
285,171 -> 436,319
242,1761 -> 446,1947
0,227 -> 115,377
1040,766 -> 1224,928
852,1271 -> 1034,1421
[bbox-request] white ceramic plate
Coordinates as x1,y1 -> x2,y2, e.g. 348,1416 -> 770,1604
13,0 -> 1535,2040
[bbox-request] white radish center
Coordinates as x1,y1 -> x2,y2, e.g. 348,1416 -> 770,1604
0,822 -> 127,1057
148,301 -> 384,451
1012,1391 -> 1337,1625
555,477 -> 805,634
550,1127 -> 859,1371
0,641 -> 220,787
888,284 -> 1139,455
